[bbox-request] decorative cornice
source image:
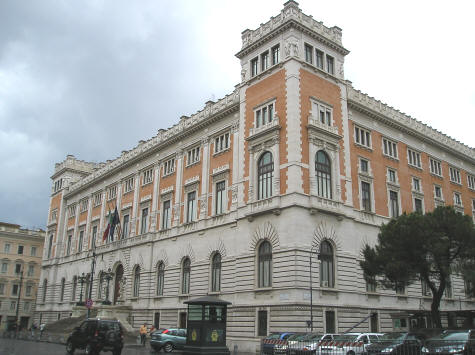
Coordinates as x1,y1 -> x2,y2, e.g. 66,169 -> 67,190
236,2 -> 348,59
347,86 -> 475,164
63,89 -> 240,198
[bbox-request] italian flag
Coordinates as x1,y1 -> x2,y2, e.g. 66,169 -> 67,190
102,209 -> 113,241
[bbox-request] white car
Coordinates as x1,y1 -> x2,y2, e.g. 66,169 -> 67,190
317,333 -> 383,355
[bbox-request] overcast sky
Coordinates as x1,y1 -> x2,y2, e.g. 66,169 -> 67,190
1,0 -> 474,230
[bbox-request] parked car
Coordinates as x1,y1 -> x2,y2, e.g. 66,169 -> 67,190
65,318 -> 124,355
272,333 -> 310,354
150,328 -> 187,353
364,332 -> 426,355
318,333 -> 383,355
422,329 -> 475,355
288,333 -> 337,355
262,332 -> 296,354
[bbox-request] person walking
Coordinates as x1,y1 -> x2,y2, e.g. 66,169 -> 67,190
139,323 -> 148,347
39,323 -> 45,340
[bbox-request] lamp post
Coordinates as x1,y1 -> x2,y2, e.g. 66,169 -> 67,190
77,273 -> 87,306
14,267 -> 24,337
309,245 -> 319,332
102,268 -> 114,305
86,250 -> 96,318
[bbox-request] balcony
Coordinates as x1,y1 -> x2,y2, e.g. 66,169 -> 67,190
308,115 -> 340,138
248,115 -> 280,140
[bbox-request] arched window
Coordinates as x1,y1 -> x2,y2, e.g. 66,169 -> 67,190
211,253 -> 222,292
182,258 -> 191,294
320,240 -> 334,288
42,279 -> 48,303
258,241 -> 272,288
315,151 -> 332,199
133,266 -> 140,297
60,278 -> 65,302
72,276 -> 77,301
98,272 -> 104,299
157,262 -> 165,296
258,152 -> 274,200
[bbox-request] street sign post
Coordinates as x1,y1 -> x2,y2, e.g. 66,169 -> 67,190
85,298 -> 93,309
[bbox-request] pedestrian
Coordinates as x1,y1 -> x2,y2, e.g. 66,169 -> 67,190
139,323 -> 148,346
39,323 -> 45,340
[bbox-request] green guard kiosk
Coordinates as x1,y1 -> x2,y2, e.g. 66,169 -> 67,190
183,296 -> 232,355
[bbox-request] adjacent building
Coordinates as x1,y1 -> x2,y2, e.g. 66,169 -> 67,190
36,1 -> 475,352
0,222 -> 45,330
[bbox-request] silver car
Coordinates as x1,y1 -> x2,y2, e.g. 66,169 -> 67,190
317,333 -> 383,355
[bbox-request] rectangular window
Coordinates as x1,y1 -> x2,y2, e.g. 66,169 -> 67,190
257,310 -> 268,337
15,264 -> 21,274
449,167 -> 461,184
24,301 -> 30,311
162,200 -> 171,229
429,157 -> 442,177
27,265 -> 34,277
215,181 -> 226,215
1,263 -> 7,273
4,243 -> 10,253
414,198 -> 423,213
304,43 -> 313,63
407,149 -> 422,168
214,133 -> 231,153
255,102 -> 275,128
12,284 -> 19,296
434,185 -> 443,199
354,126 -> 371,148
30,246 -> 37,257
78,231 -> 84,252
366,277 -> 377,292
187,191 -> 197,223
396,282 -> 406,295
468,175 -> 475,190
79,199 -> 89,213
163,158 -> 175,176
91,225 -> 97,247
123,176 -> 134,193
53,178 -> 63,192
122,214 -> 129,238
66,235 -> 72,255
421,279 -> 431,296
0,283 -> 4,294
316,49 -> 324,69
271,45 -> 280,65
10,301 -> 16,310
326,55 -> 334,74
413,177 -> 421,192
311,100 -> 332,126
47,235 -> 53,258
251,57 -> 258,77
261,51 -> 269,71
360,159 -> 369,173
141,207 -> 148,234
325,310 -> 336,333
107,185 -> 117,200
382,138 -> 398,159
186,146 -> 200,166
142,168 -> 153,185
454,192 -> 462,206
361,181 -> 372,212
68,204 -> 76,218
50,209 -> 57,222
93,192 -> 102,207
390,191 -> 399,217
18,245 -> 24,255
26,285 -> 32,297
388,169 -> 397,183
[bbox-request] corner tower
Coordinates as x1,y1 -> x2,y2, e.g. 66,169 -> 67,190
235,0 -> 351,211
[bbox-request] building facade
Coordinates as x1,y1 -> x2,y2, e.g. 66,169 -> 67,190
36,1 -> 475,352
0,222 -> 45,331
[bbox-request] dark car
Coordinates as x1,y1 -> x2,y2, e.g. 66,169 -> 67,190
422,329 -> 475,355
365,332 -> 426,355
66,318 -> 124,355
150,328 -> 187,353
262,332 -> 296,354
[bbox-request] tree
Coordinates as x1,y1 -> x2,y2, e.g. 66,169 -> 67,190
360,206 -> 475,328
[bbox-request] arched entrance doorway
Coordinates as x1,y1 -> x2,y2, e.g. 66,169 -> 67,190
113,264 -> 124,305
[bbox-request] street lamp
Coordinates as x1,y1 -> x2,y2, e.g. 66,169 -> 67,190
102,268 -> 115,305
86,249 -> 97,318
309,245 -> 320,332
77,273 -> 87,306
14,267 -> 24,337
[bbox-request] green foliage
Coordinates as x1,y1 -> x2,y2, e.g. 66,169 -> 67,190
360,206 -> 475,327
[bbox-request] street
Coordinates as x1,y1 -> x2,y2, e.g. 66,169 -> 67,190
0,338 -> 158,355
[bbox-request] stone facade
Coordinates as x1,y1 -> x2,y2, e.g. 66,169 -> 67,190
0,222 -> 45,330
36,1 -> 475,352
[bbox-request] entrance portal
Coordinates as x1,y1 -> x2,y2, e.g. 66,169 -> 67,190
113,264 -> 124,305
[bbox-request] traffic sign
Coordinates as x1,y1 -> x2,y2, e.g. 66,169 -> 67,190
85,298 -> 93,309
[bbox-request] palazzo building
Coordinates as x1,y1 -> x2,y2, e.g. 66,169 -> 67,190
36,1 -> 475,352
0,222 -> 45,330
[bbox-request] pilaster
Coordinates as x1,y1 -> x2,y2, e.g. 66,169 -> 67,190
150,163 -> 161,231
